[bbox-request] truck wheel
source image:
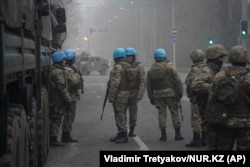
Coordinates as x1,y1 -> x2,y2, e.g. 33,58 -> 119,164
100,65 -> 108,75
28,98 -> 38,167
81,66 -> 89,76
0,104 -> 29,167
42,87 -> 50,161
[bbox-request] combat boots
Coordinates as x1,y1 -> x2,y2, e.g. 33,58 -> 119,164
61,132 -> 78,143
160,128 -> 167,141
115,132 -> 128,144
185,131 -> 201,147
110,132 -> 122,142
50,136 -> 65,147
201,131 -> 207,146
129,127 -> 136,137
174,127 -> 184,140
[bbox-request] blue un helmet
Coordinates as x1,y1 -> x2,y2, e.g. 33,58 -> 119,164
154,48 -> 167,59
113,48 -> 126,60
52,51 -> 66,63
64,49 -> 77,60
125,47 -> 137,57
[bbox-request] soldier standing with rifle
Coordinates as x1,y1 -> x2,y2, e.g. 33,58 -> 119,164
61,49 -> 83,143
147,48 -> 184,141
107,48 -> 131,144
125,47 -> 146,137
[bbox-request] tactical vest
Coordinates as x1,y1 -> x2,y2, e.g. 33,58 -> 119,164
150,62 -> 173,90
118,61 -> 130,91
127,62 -> 140,89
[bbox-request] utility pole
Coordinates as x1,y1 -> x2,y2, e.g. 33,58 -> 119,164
241,0 -> 248,47
172,0 -> 176,67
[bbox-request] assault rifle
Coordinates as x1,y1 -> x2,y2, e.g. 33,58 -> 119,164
178,100 -> 184,121
101,83 -> 109,120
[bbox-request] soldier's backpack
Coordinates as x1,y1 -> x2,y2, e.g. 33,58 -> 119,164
216,68 -> 249,105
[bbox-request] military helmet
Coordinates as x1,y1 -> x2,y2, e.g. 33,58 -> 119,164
125,47 -> 137,57
113,48 -> 126,60
52,51 -> 66,63
205,44 -> 228,60
229,45 -> 248,63
154,48 -> 167,58
64,49 -> 77,60
190,49 -> 204,62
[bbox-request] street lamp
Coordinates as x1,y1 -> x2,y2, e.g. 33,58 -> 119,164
82,36 -> 90,52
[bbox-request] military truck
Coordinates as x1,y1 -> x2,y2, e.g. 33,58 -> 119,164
0,0 -> 66,167
76,55 -> 110,76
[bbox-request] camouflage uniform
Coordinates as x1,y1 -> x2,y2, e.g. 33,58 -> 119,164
207,45 -> 250,150
62,65 -> 81,133
49,63 -> 71,138
191,44 -> 228,149
147,57 -> 184,141
108,58 -> 131,143
127,61 -> 146,136
185,49 -> 205,147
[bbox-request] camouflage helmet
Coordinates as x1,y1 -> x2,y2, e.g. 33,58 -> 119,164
229,45 -> 248,63
205,44 -> 228,60
190,49 -> 204,62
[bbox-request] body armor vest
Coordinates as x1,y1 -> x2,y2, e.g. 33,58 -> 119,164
127,62 -> 140,89
118,61 -> 130,91
150,63 -> 173,90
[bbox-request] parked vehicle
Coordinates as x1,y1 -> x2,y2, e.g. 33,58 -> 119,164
76,56 -> 110,76
0,1 -> 66,167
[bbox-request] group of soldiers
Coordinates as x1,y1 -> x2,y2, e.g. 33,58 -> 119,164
48,49 -> 83,146
185,44 -> 250,150
107,47 -> 184,144
107,44 -> 250,150
48,44 -> 250,150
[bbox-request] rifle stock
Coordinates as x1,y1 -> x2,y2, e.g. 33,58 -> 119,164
179,100 -> 184,121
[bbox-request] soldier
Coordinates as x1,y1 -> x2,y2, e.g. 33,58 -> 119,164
125,47 -> 146,137
61,49 -> 83,143
185,49 -> 205,147
108,48 -> 131,144
207,45 -> 250,150
147,48 -> 184,141
191,44 -> 228,150
48,51 -> 71,146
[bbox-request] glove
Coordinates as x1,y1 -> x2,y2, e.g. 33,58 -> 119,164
66,101 -> 73,108
150,99 -> 155,105
137,95 -> 143,101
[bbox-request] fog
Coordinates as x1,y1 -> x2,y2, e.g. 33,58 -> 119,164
55,0 -> 244,70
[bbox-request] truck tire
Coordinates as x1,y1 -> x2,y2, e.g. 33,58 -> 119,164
42,87 -> 50,162
28,98 -> 38,167
81,66 -> 90,76
37,87 -> 50,167
100,65 -> 108,75
0,104 -> 29,167
37,102 -> 44,166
